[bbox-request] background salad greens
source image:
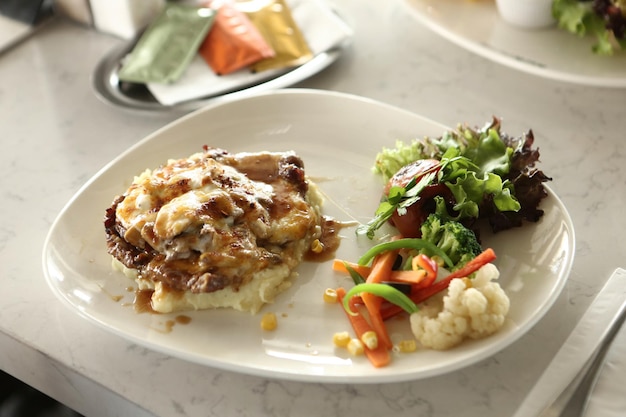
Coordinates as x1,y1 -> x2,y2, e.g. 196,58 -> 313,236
553,0 -> 626,55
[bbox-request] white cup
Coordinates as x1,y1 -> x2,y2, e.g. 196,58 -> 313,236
495,0 -> 556,29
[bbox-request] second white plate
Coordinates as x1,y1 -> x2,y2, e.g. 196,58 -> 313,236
403,0 -> 626,87
43,89 -> 575,383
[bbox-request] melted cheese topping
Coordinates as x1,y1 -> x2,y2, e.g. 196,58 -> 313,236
107,149 -> 326,313
117,155 -> 277,256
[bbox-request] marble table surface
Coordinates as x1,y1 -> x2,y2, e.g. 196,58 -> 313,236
1,1 -> 625,416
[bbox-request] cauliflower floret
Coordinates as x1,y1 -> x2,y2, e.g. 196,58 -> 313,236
410,263 -> 510,350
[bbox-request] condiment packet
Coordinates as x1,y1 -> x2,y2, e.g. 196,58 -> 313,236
117,4 -> 216,84
288,0 -> 353,55
239,0 -> 313,73
146,0 -> 352,106
199,1 -> 275,75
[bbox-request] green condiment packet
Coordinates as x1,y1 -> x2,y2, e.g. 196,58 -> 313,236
118,4 -> 216,85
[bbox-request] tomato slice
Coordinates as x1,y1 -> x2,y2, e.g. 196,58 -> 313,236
384,160 -> 453,238
383,159 -> 440,194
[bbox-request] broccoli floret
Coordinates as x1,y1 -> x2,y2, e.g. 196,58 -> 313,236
419,213 -> 482,271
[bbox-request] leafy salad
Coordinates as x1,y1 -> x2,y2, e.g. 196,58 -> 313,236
328,118 -> 551,368
360,116 -> 551,240
553,0 -> 626,55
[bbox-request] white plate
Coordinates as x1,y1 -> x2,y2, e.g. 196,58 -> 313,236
42,89 -> 575,383
403,0 -> 626,87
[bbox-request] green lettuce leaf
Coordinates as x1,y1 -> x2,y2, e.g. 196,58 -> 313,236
552,0 -> 624,55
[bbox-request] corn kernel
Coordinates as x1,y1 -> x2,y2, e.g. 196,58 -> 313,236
323,288 -> 338,303
347,338 -> 364,356
431,255 -> 445,267
260,312 -> 277,331
360,330 -> 378,350
332,331 -> 351,348
411,256 -> 423,271
397,339 -> 417,353
310,239 -> 324,254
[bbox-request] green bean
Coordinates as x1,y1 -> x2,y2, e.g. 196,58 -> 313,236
342,283 -> 419,316
344,263 -> 366,285
357,238 -> 453,268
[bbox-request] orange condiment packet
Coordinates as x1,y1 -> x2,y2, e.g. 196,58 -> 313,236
199,1 -> 275,75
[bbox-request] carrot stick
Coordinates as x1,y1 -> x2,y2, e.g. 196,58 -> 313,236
386,270 -> 426,284
336,287 -> 391,368
334,259 -> 426,285
332,259 -> 372,278
361,249 -> 397,349
446,248 -> 496,280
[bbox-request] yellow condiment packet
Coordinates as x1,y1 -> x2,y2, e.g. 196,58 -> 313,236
237,0 -> 313,73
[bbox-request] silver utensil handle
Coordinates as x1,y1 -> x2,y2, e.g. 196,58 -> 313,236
539,297 -> 626,417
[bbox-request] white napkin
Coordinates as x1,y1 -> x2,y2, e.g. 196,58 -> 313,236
512,268 -> 626,417
146,0 -> 353,106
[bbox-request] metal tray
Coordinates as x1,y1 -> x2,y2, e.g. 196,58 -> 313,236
92,30 -> 349,113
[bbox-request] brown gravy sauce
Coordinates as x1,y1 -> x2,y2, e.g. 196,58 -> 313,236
160,315 -> 192,334
133,289 -> 156,314
98,284 -> 124,302
304,216 -> 348,262
126,289 -> 192,333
